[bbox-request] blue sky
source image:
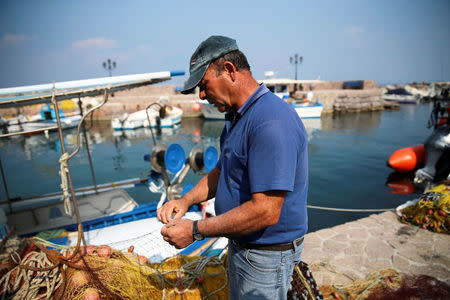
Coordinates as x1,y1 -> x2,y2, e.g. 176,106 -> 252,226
0,0 -> 449,88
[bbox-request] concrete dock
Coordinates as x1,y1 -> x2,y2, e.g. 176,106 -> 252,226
302,211 -> 450,286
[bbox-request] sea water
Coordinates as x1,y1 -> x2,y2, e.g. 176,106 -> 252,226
0,102 -> 434,232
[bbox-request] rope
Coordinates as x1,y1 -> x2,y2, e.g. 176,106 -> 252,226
58,152 -> 72,216
307,205 -> 394,212
0,251 -> 63,299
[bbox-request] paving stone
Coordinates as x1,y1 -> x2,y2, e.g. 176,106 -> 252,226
345,228 -> 368,240
316,228 -> 338,240
432,235 -> 450,254
323,239 -> 347,253
365,258 -> 392,272
342,240 -> 365,255
332,232 -> 349,242
333,255 -> 364,269
365,238 -> 394,258
392,254 -> 411,273
398,244 -> 438,264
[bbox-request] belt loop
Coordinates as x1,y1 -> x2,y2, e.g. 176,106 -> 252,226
293,237 -> 301,253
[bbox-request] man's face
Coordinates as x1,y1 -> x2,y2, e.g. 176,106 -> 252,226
198,65 -> 232,113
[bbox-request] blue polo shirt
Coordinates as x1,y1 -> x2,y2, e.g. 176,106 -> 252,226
215,84 -> 308,245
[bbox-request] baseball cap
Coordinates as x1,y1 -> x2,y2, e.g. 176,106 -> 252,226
181,35 -> 238,94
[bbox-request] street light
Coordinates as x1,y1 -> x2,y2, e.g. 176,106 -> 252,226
289,54 -> 303,80
102,59 -> 116,77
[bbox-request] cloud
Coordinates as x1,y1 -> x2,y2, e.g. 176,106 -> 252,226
0,33 -> 37,49
71,37 -> 117,50
343,26 -> 365,38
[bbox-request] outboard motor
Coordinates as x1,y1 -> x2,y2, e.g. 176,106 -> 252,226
414,125 -> 450,184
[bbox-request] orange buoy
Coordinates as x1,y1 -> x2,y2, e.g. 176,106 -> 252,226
192,102 -> 201,112
387,144 -> 425,172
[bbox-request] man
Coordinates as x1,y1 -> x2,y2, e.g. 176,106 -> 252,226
157,35 -> 308,299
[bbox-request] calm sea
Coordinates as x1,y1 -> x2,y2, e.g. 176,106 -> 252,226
0,103 -> 434,232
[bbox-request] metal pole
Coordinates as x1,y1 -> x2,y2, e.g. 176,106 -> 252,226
0,126 -> 59,138
51,93 -> 86,245
0,157 -> 12,213
78,97 -> 98,194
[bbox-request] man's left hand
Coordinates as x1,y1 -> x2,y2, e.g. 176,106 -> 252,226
160,219 -> 194,249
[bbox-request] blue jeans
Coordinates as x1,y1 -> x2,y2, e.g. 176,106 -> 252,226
228,238 -> 304,300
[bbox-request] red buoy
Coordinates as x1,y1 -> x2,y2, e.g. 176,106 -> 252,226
387,144 -> 425,172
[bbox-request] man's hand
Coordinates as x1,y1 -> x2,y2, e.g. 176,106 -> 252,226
157,198 -> 189,224
160,219 -> 194,249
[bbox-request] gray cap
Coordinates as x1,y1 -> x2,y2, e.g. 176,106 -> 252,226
181,35 -> 238,94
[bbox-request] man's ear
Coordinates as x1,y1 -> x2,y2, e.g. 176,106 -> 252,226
223,61 -> 237,82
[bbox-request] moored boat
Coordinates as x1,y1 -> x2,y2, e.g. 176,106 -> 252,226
382,87 -> 421,104
111,104 -> 182,130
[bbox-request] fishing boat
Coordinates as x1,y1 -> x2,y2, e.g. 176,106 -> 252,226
111,103 -> 183,130
261,78 -> 324,119
292,100 -> 324,119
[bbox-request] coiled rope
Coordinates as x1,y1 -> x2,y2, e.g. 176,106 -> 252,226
59,152 -> 72,216
0,251 -> 63,300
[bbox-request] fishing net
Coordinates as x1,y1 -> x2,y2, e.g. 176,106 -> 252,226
63,250 -> 228,300
319,268 -> 450,300
0,241 -> 228,300
399,183 -> 450,233
320,268 -> 401,300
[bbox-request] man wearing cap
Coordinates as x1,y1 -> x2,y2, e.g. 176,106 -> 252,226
158,35 -> 308,299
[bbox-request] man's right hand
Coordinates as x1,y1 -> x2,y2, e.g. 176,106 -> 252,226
157,198 -> 189,224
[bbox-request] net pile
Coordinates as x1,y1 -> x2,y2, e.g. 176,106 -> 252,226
319,268 -> 401,300
63,249 -> 228,300
0,241 -> 228,300
399,183 -> 449,233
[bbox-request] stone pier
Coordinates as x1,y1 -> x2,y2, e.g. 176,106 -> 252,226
302,211 -> 450,286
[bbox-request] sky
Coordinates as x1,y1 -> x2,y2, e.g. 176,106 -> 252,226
0,0 -> 449,89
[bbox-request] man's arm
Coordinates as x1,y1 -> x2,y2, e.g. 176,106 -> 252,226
199,190 -> 285,237
157,167 -> 221,224
160,190 -> 286,248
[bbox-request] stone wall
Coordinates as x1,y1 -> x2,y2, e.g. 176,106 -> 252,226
293,88 -> 384,114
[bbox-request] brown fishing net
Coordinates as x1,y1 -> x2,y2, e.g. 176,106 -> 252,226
319,268 -> 450,300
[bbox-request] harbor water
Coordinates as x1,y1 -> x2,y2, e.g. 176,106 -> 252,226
0,103 -> 434,233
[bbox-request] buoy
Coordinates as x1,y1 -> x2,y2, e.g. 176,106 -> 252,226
387,144 -> 425,172
192,102 -> 201,112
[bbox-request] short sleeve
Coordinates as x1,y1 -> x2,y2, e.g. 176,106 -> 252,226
248,120 -> 300,193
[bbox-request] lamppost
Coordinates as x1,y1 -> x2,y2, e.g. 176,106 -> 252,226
289,54 -> 303,80
102,59 -> 116,77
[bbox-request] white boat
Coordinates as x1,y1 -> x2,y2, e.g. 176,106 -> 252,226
382,87 -> 421,104
292,100 -> 324,119
5,106 -> 82,134
198,100 -> 226,120
111,104 -> 183,130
